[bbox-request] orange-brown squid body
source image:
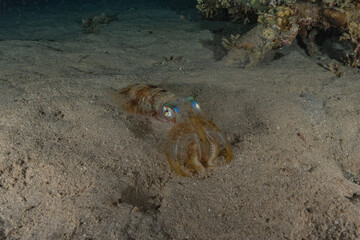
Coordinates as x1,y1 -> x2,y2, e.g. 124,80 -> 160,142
111,84 -> 232,176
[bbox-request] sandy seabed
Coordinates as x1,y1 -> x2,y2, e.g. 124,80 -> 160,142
1,3 -> 360,240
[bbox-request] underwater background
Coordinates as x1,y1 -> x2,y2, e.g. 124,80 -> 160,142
0,0 -> 200,41
1,0 -> 360,239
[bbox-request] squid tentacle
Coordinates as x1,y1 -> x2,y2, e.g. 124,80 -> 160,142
111,84 -> 233,177
187,134 -> 205,174
165,134 -> 200,176
213,130 -> 233,163
165,137 -> 189,176
204,129 -> 221,167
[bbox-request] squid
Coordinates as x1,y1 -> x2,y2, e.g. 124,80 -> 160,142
110,84 -> 232,177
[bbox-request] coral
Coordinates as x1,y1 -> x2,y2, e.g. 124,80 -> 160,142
198,0 -> 360,67
197,0 -> 258,22
257,6 -> 298,45
261,27 -> 277,41
221,25 -> 277,67
196,0 -> 230,19
340,21 -> 360,67
222,34 -> 242,50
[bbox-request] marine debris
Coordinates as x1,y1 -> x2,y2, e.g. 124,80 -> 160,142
197,0 -> 360,67
81,12 -> 118,34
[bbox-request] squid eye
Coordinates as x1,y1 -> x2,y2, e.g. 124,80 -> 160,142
186,96 -> 200,110
162,106 -> 176,119
192,100 -> 200,110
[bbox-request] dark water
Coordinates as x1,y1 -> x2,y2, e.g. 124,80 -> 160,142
0,0 -> 198,41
